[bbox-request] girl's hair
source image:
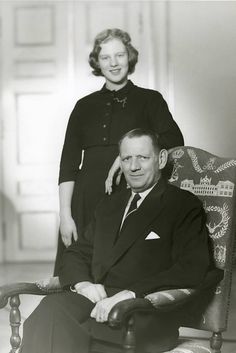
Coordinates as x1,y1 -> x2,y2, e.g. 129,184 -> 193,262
89,28 -> 139,76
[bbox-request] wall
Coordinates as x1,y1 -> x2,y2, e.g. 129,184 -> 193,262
0,8 -> 4,262
154,1 -> 236,158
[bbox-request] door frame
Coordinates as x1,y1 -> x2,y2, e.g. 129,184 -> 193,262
0,8 -> 4,263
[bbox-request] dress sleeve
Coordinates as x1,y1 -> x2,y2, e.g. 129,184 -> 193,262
147,93 -> 184,149
59,102 -> 83,184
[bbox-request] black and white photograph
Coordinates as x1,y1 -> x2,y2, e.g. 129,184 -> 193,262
0,1 -> 236,352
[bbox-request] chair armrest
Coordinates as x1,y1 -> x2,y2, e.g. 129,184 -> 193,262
108,288 -> 196,328
108,298 -> 154,327
145,288 -> 196,310
0,282 -> 63,309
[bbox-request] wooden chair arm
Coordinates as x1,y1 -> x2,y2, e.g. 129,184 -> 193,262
108,288 -> 196,328
108,298 -> 154,327
0,282 -> 62,308
0,280 -> 63,352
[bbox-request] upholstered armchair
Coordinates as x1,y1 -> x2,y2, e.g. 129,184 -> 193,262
0,146 -> 236,353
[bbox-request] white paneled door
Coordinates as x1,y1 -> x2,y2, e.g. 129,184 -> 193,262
0,1 -> 155,261
1,1 -> 71,261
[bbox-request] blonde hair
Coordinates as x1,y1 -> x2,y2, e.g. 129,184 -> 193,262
89,28 -> 139,76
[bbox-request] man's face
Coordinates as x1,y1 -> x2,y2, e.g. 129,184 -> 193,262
120,136 -> 167,193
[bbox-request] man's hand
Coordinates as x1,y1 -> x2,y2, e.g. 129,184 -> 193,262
74,282 -> 107,303
90,290 -> 135,322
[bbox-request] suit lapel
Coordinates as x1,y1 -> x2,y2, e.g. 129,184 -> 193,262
99,178 -> 167,280
97,188 -> 131,260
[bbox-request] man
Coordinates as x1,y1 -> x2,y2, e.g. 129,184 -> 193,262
21,129 -> 214,353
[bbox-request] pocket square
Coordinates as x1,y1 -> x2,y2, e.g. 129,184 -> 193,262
145,231 -> 160,240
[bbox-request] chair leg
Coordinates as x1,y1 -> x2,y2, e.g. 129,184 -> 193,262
210,332 -> 222,353
9,295 -> 21,353
123,316 -> 135,353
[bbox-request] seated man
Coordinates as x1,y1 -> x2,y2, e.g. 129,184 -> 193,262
21,128 -> 219,353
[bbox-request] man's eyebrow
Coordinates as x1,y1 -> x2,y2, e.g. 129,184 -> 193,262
121,154 -> 149,158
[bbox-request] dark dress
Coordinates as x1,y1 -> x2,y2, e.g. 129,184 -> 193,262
54,80 -> 184,274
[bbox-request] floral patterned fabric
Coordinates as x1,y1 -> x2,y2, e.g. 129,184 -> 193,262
165,146 -> 236,352
167,339 -> 213,353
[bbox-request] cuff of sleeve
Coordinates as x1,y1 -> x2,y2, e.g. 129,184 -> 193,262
129,290 -> 136,298
70,285 -> 77,293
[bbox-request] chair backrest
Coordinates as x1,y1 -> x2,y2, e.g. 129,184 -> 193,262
168,146 -> 236,332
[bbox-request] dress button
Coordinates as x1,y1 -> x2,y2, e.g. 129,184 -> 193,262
103,137 -> 107,141
105,112 -> 109,117
106,102 -> 111,106
103,124 -> 107,128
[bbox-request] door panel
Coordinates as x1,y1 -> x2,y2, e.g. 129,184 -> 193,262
1,1 -> 70,261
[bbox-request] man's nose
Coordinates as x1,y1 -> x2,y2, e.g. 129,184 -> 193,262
130,158 -> 141,171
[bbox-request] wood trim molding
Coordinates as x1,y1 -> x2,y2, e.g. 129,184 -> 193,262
0,9 -> 4,263
14,4 -> 55,47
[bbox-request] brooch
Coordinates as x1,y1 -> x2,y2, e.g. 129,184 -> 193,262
113,96 -> 127,108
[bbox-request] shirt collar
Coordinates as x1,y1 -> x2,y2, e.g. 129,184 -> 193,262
131,183 -> 157,201
100,80 -> 134,95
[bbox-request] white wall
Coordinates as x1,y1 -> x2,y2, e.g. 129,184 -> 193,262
0,8 -> 4,262
161,1 -> 236,158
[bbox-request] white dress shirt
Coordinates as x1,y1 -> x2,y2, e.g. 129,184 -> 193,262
120,184 -> 156,228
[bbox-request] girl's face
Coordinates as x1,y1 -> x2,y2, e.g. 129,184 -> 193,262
98,38 -> 129,90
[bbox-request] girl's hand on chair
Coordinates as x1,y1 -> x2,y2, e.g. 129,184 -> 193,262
105,156 -> 122,195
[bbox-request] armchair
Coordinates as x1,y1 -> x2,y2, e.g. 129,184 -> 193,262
1,146 -> 236,353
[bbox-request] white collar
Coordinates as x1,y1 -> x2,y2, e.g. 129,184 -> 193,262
131,183 -> 156,201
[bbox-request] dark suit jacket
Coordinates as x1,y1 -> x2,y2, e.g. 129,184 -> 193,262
59,178 -> 211,297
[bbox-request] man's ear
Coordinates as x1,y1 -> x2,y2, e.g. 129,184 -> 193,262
158,149 -> 168,170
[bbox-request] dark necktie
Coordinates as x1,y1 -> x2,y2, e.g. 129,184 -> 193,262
115,193 -> 141,242
124,193 -> 141,220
